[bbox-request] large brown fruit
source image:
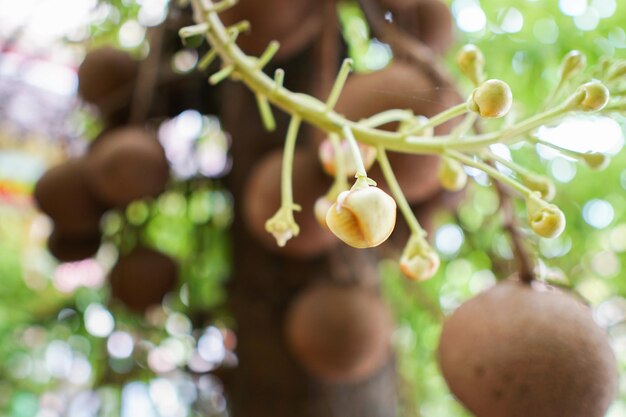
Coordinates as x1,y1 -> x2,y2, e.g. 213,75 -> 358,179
47,229 -> 102,262
86,127 -> 169,207
438,280 -> 618,417
243,148 -> 339,259
285,283 -> 393,383
33,159 -> 106,235
334,62 -> 461,204
221,0 -> 322,61
109,247 -> 178,314
78,47 -> 138,115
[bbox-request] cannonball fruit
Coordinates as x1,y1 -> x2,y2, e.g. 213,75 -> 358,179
285,283 -> 393,383
78,47 -> 138,114
243,148 -> 339,259
34,159 -> 105,235
221,0 -> 322,61
334,62 -> 461,204
86,127 -> 169,207
109,247 -> 178,314
438,279 -> 617,417
47,230 -> 102,262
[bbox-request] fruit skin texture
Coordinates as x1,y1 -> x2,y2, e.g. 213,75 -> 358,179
47,229 -> 101,262
86,127 -> 169,207
243,148 -> 339,259
78,47 -> 138,116
438,280 -> 617,417
285,283 -> 393,383
34,159 -> 106,235
109,247 -> 178,314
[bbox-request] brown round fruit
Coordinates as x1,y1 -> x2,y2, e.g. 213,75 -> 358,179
438,279 -> 618,417
78,47 -> 138,114
243,148 -> 339,259
86,127 -> 169,207
34,159 -> 106,235
333,62 -> 461,204
109,247 -> 178,314
285,283 -> 393,383
47,229 -> 102,262
221,0 -> 322,61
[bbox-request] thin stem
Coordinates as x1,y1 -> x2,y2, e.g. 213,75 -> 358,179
528,136 -> 585,160
485,151 -> 533,178
329,133 -> 349,191
326,58 -> 353,110
256,41 -> 280,69
255,94 -> 276,131
450,113 -> 478,140
447,150 -> 534,198
343,126 -> 367,179
281,116 -> 302,208
377,147 -> 426,237
361,109 -> 415,128
405,102 -> 468,135
190,0 -> 586,155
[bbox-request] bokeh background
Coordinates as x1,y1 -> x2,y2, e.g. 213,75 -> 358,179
0,0 -> 625,416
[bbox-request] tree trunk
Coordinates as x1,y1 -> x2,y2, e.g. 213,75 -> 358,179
219,47 -> 398,417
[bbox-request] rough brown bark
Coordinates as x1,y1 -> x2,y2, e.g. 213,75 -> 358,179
219,46 -> 398,417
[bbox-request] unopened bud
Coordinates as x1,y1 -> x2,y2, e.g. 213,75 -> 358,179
467,79 -> 513,118
581,152 -> 610,170
522,173 -> 556,201
526,192 -> 566,239
318,139 -> 376,177
457,44 -> 485,86
566,81 -> 609,112
438,157 -> 468,192
326,182 -> 397,249
400,235 -> 440,281
560,50 -> 586,82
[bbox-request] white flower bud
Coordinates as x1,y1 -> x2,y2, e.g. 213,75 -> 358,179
326,182 -> 397,249
467,79 -> 513,118
526,193 -> 566,239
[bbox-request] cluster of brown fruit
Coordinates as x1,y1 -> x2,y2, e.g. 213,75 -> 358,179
33,125 -> 169,262
33,47 -> 176,313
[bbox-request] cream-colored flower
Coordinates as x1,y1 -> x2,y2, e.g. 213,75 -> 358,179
265,207 -> 300,247
457,44 -> 485,86
526,192 -> 566,239
400,235 -> 440,281
326,181 -> 397,248
438,157 -> 468,192
467,79 -> 513,118
318,138 -> 376,177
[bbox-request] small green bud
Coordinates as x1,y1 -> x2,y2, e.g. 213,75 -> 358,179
522,173 -> 556,201
581,152 -> 610,170
457,44 -> 485,86
467,79 -> 513,118
438,157 -> 468,192
526,193 -> 566,239
566,81 -> 610,112
560,50 -> 586,82
607,61 -> 626,82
